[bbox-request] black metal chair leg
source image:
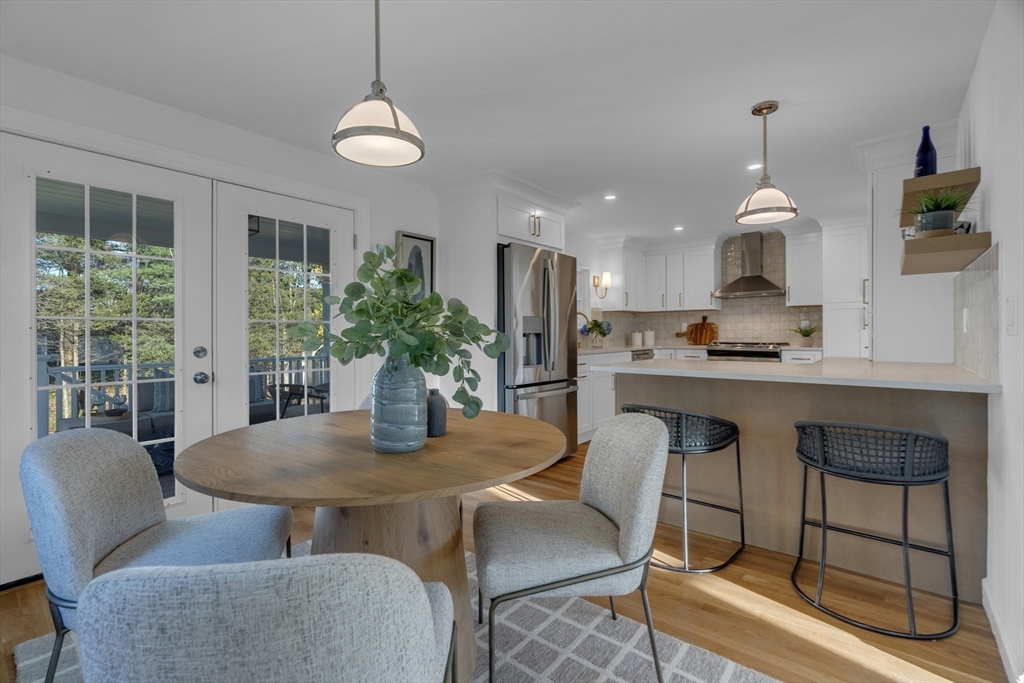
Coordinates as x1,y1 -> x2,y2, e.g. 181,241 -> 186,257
608,596 -> 617,620
478,589 -> 483,625
943,481 -> 960,635
681,452 -> 690,570
44,599 -> 69,683
640,565 -> 664,683
286,534 -> 292,558
488,597 -> 503,683
902,485 -> 917,637
814,471 -> 828,605
735,440 -> 746,547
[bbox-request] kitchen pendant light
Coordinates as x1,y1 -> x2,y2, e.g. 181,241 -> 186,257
332,0 -> 424,167
735,101 -> 797,225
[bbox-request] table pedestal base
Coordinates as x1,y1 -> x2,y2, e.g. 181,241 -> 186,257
312,496 -> 474,682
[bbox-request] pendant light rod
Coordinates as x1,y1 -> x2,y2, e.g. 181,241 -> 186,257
375,0 -> 381,83
761,112 -> 768,182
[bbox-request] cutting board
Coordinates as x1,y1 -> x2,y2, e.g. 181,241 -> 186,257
675,316 -> 718,345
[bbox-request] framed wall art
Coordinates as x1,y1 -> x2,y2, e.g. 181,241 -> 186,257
395,231 -> 436,302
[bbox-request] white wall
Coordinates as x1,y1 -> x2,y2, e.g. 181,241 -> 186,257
0,56 -> 440,584
871,155 -> 957,363
957,2 -> 1024,679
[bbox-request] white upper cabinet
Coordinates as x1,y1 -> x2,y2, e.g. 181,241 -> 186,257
497,194 -> 565,250
822,225 -> 870,304
682,247 -> 722,311
785,232 -> 823,306
666,252 -> 684,311
622,250 -> 641,311
645,254 -> 667,311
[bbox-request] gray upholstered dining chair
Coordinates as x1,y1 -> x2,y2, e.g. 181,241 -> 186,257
473,412 -> 670,682
76,553 -> 457,683
19,428 -> 294,683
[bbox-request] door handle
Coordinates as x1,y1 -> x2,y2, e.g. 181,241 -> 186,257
193,372 -> 211,384
787,286 -> 791,302
662,293 -> 665,308
709,290 -> 713,306
625,292 -> 629,307
862,278 -> 869,304
537,216 -> 542,237
863,307 -> 868,329
678,293 -> 681,307
517,386 -> 578,401
529,215 -> 536,236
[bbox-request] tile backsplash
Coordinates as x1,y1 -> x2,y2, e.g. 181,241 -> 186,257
953,245 -> 999,381
585,232 -> 823,346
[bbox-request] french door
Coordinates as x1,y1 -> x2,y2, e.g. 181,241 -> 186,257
212,182 -> 355,510
1,134 -> 217,582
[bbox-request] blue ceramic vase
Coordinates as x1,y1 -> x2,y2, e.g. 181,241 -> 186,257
370,354 -> 427,453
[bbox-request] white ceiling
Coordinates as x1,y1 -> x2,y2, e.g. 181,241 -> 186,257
0,0 -> 995,244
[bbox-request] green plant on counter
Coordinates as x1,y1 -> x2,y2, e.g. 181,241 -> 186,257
790,325 -> 820,338
901,187 -> 973,215
289,243 -> 510,418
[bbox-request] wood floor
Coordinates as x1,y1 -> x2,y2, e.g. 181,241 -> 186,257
0,447 -> 1007,683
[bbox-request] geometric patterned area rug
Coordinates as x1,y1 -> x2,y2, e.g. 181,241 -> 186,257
14,541 -> 778,683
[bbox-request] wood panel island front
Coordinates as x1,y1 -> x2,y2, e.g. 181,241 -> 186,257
590,358 -> 1000,603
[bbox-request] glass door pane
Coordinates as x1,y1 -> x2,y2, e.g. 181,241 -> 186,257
35,177 -> 179,497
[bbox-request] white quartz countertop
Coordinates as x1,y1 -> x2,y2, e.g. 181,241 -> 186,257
577,345 -> 707,356
589,357 -> 1001,394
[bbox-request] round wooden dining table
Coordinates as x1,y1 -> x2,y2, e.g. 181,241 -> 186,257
175,409 -> 566,681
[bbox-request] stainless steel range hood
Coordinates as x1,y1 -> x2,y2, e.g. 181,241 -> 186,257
712,231 -> 785,299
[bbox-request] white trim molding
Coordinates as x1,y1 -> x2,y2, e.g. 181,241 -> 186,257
983,577 -> 1024,683
850,119 -> 959,173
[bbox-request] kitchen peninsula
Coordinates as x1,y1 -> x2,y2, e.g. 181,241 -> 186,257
591,358 -> 1000,602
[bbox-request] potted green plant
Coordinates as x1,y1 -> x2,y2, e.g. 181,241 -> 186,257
289,243 -> 509,453
790,325 -> 820,347
902,187 -> 972,237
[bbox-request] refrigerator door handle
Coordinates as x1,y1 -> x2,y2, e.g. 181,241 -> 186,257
542,259 -> 555,371
516,386 -> 578,401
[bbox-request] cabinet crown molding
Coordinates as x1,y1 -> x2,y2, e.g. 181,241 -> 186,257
850,120 -> 958,173
434,169 -> 579,215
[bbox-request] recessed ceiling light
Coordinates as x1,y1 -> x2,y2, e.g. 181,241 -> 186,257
604,195 -> 616,200
674,226 -> 684,231
747,163 -> 762,170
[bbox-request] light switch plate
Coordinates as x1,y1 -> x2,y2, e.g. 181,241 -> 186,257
1007,295 -> 1020,336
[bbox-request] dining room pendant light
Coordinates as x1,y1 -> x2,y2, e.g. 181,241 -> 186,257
332,0 -> 424,167
735,101 -> 797,225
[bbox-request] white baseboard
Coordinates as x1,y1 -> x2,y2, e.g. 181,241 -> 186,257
983,577 -> 1023,683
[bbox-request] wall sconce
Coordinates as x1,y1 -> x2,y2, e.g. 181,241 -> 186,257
593,272 -> 611,299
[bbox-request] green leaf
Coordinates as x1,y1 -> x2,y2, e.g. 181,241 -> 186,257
465,376 -> 478,391
453,365 -> 464,382
397,330 -> 418,346
356,262 -> 375,283
302,338 -> 322,352
461,399 -> 481,419
493,331 -> 511,351
324,295 -> 342,306
453,386 -> 470,406
482,343 -> 502,359
455,348 -> 472,360
344,282 -> 367,298
389,339 -> 407,357
363,250 -> 378,264
447,298 -> 469,319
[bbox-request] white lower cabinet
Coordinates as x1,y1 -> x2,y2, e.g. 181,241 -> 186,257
653,349 -> 674,360
781,349 -> 822,364
578,352 -> 631,443
823,303 -> 870,358
674,349 -> 707,361
576,373 -> 592,435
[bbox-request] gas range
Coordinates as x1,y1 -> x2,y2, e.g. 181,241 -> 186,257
706,341 -> 789,362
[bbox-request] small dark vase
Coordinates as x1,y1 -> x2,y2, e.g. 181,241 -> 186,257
914,125 -> 937,177
426,389 -> 448,437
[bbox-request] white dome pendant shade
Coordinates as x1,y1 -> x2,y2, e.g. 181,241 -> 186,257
736,101 -> 797,225
332,0 -> 424,167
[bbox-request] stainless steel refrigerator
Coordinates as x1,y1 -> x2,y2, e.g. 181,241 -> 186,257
497,242 -> 577,454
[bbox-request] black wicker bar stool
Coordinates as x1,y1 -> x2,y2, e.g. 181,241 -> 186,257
620,405 -> 744,573
792,422 -> 959,639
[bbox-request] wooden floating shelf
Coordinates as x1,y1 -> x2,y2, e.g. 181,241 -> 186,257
900,167 -> 981,228
901,232 -> 991,275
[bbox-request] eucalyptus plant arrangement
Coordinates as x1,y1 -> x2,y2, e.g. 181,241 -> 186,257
902,187 -> 973,215
289,243 -> 510,418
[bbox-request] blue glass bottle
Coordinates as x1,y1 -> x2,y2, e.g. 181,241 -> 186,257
914,126 -> 936,177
